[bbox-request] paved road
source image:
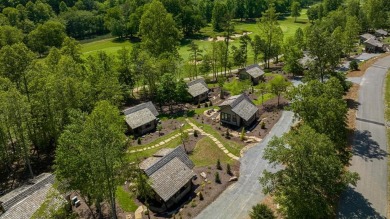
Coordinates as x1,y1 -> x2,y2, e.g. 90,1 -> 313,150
338,56 -> 390,219
195,111 -> 294,219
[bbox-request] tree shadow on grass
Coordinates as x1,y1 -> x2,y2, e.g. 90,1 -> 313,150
353,130 -> 388,161
338,187 -> 385,219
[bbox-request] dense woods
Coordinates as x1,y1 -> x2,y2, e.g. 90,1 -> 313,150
0,0 -> 389,218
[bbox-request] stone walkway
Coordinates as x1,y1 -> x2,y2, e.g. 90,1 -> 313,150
185,119 -> 239,160
128,129 -> 194,154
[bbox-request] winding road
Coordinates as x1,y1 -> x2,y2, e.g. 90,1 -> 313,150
338,56 -> 390,218
195,111 -> 294,219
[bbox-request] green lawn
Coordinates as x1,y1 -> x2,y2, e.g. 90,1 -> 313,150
252,93 -> 275,105
223,78 -> 251,95
127,136 -> 184,162
190,136 -> 232,166
385,71 -> 390,209
126,122 -> 191,161
116,186 -> 138,212
80,37 -> 132,56
384,37 -> 390,44
189,118 -> 244,157
385,71 -> 390,119
80,9 -> 309,63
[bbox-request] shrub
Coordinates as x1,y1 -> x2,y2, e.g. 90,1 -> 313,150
209,101 -> 213,106
215,172 -> 221,183
137,137 -> 141,145
261,121 -> 266,129
240,127 -> 246,141
191,200 -> 197,207
197,103 -> 201,108
249,204 -> 275,219
199,192 -> 204,200
194,130 -> 198,137
227,163 -> 232,175
205,102 -> 209,107
216,159 -> 222,170
156,124 -> 162,135
349,60 -> 359,71
225,129 -> 230,139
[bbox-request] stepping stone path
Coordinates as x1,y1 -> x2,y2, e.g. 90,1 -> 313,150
185,119 -> 239,161
128,129 -> 194,154
128,119 -> 240,161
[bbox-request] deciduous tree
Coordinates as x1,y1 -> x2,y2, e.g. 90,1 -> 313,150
261,125 -> 359,218
269,76 -> 290,106
291,1 -> 301,22
55,101 -> 126,219
139,0 -> 182,57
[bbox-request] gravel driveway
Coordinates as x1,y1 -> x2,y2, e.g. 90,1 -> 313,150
195,111 -> 294,219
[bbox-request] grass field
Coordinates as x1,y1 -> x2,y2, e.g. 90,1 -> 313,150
189,118 -> 244,156
116,186 -> 138,212
385,71 -> 390,212
189,136 -> 232,166
81,38 -> 132,56
126,122 -> 191,162
80,9 -> 309,63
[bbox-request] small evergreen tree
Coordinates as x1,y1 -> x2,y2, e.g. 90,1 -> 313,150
199,192 -> 204,200
194,130 -> 198,137
137,137 -> 142,144
216,159 -> 222,170
215,172 -> 221,183
227,163 -> 232,175
225,129 -> 230,139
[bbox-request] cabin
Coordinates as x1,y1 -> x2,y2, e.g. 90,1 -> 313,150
139,146 -> 195,212
187,78 -> 209,103
238,64 -> 265,85
375,29 -> 388,38
299,51 -> 315,70
364,38 -> 385,53
360,33 -> 376,43
123,102 -> 159,135
219,93 -> 259,127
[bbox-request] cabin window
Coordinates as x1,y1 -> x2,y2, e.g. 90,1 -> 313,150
232,114 -> 237,122
221,113 -> 230,121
